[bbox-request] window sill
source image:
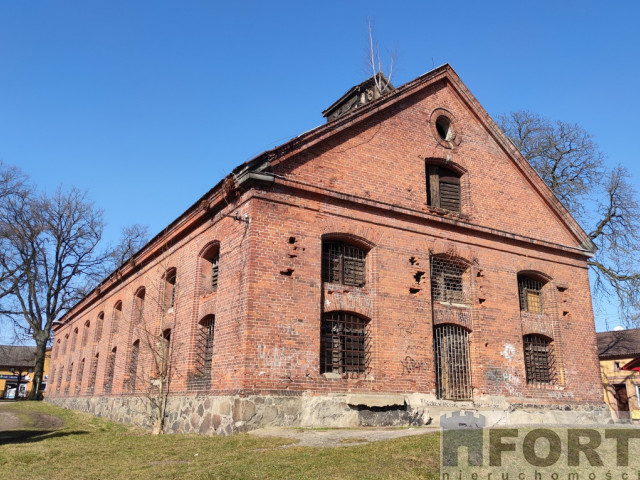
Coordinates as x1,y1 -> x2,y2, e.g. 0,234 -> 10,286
321,372 -> 373,380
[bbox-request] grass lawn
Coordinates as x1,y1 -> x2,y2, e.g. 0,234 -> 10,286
0,402 -> 440,479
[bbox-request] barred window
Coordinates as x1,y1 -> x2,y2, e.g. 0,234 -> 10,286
71,328 -> 78,352
133,288 -> 145,324
104,347 -> 117,393
65,362 -> 73,395
320,312 -> 369,375
164,268 -> 177,310
322,241 -> 366,287
200,243 -> 220,294
81,321 -> 90,348
197,315 -> 215,379
431,256 -> 469,305
87,353 -> 98,393
427,165 -> 461,213
523,334 -> 554,384
433,324 -> 472,400
94,312 -> 104,343
518,275 -> 544,313
57,366 -> 64,393
75,358 -> 85,394
111,302 -> 122,339
128,340 -> 140,391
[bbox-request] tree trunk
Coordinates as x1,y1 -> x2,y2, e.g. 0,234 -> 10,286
29,338 -> 48,400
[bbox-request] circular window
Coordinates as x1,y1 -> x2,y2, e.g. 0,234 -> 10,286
435,116 -> 453,141
430,109 -> 461,149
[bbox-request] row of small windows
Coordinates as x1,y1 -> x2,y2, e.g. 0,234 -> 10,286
55,239 -> 553,395
321,242 -> 555,395
322,240 -> 548,314
56,243 -> 221,360
56,316 -> 215,395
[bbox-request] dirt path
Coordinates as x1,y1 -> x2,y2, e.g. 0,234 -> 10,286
249,426 -> 437,447
0,402 -> 63,432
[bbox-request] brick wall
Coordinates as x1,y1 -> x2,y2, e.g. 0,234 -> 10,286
48,67 -> 604,420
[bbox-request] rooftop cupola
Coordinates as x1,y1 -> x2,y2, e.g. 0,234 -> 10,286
322,73 -> 394,122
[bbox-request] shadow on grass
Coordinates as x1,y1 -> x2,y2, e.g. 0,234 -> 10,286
0,429 -> 89,445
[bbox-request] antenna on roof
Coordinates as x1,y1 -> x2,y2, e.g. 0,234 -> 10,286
366,18 -> 395,95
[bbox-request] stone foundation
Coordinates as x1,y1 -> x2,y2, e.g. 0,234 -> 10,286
47,393 -> 611,434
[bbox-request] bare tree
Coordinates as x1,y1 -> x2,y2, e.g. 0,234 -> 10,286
0,163 -> 150,398
499,111 -> 640,327
109,224 -> 149,269
126,261 -> 180,434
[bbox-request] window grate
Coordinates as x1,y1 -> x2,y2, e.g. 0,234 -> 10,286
87,355 -> 98,393
523,335 -> 554,384
128,342 -> 139,391
200,317 -> 215,377
57,366 -> 64,393
518,276 -> 543,313
95,314 -> 104,343
320,312 -> 369,375
433,324 -> 472,400
322,242 -> 366,287
75,359 -> 84,394
211,255 -> 219,290
81,323 -> 90,348
431,256 -> 469,305
103,349 -> 116,393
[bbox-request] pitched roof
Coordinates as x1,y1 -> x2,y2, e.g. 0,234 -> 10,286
596,329 -> 640,359
56,64 -> 597,328
0,345 -> 38,367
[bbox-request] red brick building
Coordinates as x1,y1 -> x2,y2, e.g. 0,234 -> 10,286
48,65 -> 608,433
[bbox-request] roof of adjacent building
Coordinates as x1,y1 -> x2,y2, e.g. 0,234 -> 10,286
596,328 -> 640,359
0,345 -> 38,367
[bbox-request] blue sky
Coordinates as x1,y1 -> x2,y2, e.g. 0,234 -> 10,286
1,1 -> 638,336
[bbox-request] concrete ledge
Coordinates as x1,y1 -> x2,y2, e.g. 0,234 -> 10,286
346,394 -> 405,408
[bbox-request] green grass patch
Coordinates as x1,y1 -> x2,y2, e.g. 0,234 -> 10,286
0,402 -> 440,479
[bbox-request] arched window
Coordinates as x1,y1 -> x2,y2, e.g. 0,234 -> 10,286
426,165 -> 461,212
128,340 -> 140,391
322,241 -> 367,287
197,315 -> 215,380
57,366 -> 64,393
320,312 -> 370,375
88,353 -> 99,393
81,321 -> 90,348
94,312 -> 104,343
160,329 -> 171,377
200,243 -> 220,294
433,324 -> 472,400
133,288 -> 145,324
63,334 -> 69,355
111,301 -> 123,337
76,358 -> 85,394
71,328 -> 78,352
430,256 -> 470,305
104,347 -> 117,393
163,268 -> 177,310
65,362 -> 73,395
518,275 -> 545,313
523,334 -> 554,384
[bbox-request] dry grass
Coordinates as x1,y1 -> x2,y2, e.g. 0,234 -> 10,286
0,401 -> 440,479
